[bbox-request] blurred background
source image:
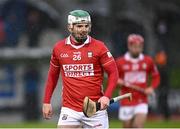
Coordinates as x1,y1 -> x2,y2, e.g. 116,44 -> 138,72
0,0 -> 180,128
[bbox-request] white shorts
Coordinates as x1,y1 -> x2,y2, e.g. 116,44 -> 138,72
119,103 -> 148,121
58,107 -> 109,129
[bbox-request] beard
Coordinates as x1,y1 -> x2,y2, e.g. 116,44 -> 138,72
131,53 -> 140,58
72,33 -> 88,43
131,54 -> 139,58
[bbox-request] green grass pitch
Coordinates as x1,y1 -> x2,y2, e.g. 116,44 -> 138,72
0,119 -> 180,128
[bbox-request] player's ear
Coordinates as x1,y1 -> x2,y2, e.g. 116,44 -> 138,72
67,24 -> 73,33
88,23 -> 92,33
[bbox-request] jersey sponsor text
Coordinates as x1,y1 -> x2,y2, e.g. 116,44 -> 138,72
124,71 -> 146,83
63,64 -> 94,77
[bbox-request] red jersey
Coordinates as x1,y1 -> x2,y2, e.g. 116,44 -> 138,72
49,36 -> 115,111
116,52 -> 160,106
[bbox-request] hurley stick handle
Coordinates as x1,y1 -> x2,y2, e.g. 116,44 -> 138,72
96,93 -> 132,111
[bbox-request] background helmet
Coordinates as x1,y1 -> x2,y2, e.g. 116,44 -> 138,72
127,34 -> 144,45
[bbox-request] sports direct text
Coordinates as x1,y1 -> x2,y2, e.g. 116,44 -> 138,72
63,64 -> 94,77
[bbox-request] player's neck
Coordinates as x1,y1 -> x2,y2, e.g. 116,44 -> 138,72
70,36 -> 84,46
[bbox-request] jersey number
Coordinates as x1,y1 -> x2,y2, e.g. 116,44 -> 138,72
73,55 -> 81,61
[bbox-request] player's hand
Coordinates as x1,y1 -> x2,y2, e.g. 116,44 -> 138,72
144,87 -> 154,95
117,79 -> 124,86
124,81 -> 131,87
98,96 -> 110,110
42,103 -> 53,120
118,79 -> 131,87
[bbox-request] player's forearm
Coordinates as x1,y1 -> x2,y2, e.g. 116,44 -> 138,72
43,64 -> 60,103
103,61 -> 119,98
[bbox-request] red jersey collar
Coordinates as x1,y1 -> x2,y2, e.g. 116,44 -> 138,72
124,52 -> 144,63
65,35 -> 91,45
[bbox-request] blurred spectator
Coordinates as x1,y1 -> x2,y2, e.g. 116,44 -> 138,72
0,0 -> 27,113
155,19 -> 171,120
0,64 -> 15,97
26,9 -> 44,47
1,0 -> 27,47
0,0 -> 61,123
0,18 -> 6,47
0,0 -> 59,48
155,50 -> 170,120
23,66 -> 40,121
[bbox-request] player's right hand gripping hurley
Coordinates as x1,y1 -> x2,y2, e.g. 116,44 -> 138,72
83,93 -> 132,117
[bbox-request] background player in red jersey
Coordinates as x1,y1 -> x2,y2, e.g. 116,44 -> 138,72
116,34 -> 160,128
42,9 -> 118,128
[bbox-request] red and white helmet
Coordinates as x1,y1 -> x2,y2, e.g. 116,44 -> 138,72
127,34 -> 144,45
